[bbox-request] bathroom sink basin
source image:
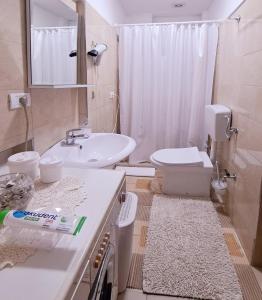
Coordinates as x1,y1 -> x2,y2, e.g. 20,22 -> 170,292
42,133 -> 136,169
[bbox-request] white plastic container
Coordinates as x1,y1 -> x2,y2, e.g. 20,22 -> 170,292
39,156 -> 63,183
8,151 -> 40,180
117,192 -> 138,294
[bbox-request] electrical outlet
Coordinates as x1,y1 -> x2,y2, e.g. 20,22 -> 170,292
9,93 -> 31,110
109,91 -> 115,100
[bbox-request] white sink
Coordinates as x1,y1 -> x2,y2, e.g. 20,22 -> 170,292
42,133 -> 136,169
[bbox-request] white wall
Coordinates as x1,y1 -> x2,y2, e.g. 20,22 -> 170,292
126,13 -> 153,24
204,0 -> 246,19
153,15 -> 202,23
85,0 -> 126,24
117,13 -> 202,24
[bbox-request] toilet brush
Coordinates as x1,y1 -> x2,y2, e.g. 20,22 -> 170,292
211,161 -> 227,195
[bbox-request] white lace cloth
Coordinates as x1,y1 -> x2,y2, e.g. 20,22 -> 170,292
0,176 -> 88,269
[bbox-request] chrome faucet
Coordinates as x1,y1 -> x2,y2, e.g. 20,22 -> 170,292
225,115 -> 239,140
61,128 -> 87,146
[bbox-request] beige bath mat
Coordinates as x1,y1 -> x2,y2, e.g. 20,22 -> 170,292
143,195 -> 243,300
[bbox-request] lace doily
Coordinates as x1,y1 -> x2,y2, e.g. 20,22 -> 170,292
0,176 -> 88,269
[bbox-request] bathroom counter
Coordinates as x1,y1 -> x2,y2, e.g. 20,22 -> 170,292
0,167 -> 125,300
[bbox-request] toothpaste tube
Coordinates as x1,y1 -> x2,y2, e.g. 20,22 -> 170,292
0,209 -> 86,236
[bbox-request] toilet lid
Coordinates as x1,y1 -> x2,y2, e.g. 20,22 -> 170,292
152,147 -> 203,166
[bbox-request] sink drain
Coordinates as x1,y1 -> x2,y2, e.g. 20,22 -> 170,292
88,158 -> 98,162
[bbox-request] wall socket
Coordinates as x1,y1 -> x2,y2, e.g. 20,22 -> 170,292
109,91 -> 116,100
9,93 -> 31,110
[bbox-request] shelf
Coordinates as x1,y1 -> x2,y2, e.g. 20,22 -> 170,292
29,84 -> 95,89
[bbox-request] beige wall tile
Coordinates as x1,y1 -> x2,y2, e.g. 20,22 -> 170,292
237,0 -> 262,20
214,0 -> 262,265
0,40 -> 27,90
0,0 -> 28,154
33,114 -> 78,154
32,88 -> 79,154
0,92 -> 33,153
84,2 -> 118,134
239,51 -> 262,86
0,0 -> 26,45
0,0 -> 80,157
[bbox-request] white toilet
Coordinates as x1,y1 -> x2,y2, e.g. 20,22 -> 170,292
150,105 -> 231,197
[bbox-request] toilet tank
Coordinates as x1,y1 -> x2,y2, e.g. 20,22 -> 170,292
205,105 -> 231,142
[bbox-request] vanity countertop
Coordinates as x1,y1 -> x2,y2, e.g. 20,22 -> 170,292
0,167 -> 125,300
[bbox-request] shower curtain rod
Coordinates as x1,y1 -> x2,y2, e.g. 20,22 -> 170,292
114,19 -> 225,27
31,25 -> 77,30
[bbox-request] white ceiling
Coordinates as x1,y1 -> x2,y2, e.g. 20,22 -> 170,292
119,0 -> 215,17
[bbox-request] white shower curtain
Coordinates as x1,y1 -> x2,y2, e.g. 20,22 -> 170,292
119,23 -> 218,163
31,26 -> 77,85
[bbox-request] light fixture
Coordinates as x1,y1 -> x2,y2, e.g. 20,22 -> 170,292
174,3 -> 185,8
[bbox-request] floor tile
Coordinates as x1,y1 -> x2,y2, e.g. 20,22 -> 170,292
136,179 -> 152,190
126,176 -> 138,184
127,254 -> 144,290
134,220 -> 148,235
127,183 -> 137,191
224,232 -> 244,257
118,289 -> 147,300
234,264 -> 262,299
147,295 -> 191,299
139,225 -> 148,247
132,235 -> 146,254
252,267 -> 262,290
135,191 -> 153,206
150,178 -> 162,194
136,206 -> 151,221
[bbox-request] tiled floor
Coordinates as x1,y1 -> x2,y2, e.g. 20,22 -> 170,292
117,171 -> 262,300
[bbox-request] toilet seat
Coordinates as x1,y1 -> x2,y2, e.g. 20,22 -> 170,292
152,147 -> 203,166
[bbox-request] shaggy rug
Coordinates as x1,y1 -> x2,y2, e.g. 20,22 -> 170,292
143,196 -> 243,300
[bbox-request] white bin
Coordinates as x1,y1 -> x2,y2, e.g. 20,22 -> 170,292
117,192 -> 138,294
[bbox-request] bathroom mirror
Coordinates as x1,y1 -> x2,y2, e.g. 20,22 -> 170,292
26,0 -> 87,88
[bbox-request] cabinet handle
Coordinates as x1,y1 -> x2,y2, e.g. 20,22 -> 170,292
94,259 -> 100,269
119,192 -> 127,203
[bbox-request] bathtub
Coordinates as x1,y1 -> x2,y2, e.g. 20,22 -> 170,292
42,133 -> 136,169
